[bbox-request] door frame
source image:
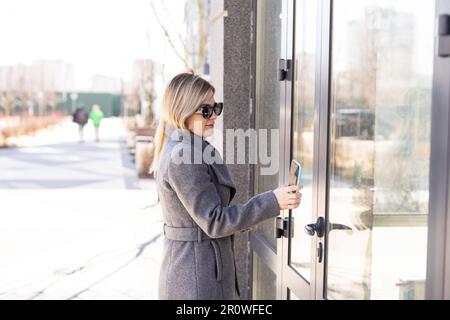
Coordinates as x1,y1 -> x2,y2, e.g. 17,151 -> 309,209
278,0 -> 332,300
248,0 -> 292,301
249,0 -> 332,301
313,0 -> 331,300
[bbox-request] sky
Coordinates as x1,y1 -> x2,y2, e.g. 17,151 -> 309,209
0,0 -> 186,90
0,0 -> 434,91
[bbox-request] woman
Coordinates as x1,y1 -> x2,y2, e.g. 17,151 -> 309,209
150,72 -> 302,300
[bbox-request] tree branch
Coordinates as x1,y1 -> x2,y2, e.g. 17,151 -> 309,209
149,0 -> 188,67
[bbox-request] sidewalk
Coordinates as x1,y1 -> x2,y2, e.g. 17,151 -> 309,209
0,118 -> 163,299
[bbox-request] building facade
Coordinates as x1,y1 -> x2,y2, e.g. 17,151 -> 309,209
209,0 -> 450,300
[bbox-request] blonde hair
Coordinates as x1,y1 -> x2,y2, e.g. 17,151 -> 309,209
149,71 -> 215,174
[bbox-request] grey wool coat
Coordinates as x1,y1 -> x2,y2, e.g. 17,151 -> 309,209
156,125 -> 280,300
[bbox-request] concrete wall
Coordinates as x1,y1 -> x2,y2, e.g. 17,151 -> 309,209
223,0 -> 254,300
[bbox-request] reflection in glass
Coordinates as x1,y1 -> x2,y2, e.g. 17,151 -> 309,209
289,0 -> 317,283
252,253 -> 277,299
288,289 -> 300,300
327,0 -> 433,299
254,0 -> 283,251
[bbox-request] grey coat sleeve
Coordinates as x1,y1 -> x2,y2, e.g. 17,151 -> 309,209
167,160 -> 281,238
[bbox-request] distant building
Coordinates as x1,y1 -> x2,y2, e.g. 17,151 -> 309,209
91,75 -> 123,94
0,60 -> 75,115
30,60 -> 75,93
57,92 -> 122,117
0,60 -> 74,93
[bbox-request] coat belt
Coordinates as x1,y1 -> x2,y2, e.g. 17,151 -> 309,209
163,224 -> 223,281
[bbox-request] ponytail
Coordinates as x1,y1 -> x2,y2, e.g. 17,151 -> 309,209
149,118 -> 167,174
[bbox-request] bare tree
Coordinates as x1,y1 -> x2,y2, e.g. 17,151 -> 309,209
124,89 -> 141,116
135,60 -> 156,125
0,91 -> 17,116
149,0 -> 225,74
150,0 -> 188,68
16,67 -> 36,114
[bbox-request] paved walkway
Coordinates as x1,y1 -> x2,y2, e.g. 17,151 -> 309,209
0,118 -> 163,300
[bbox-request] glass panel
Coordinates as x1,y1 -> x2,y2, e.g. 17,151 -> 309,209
288,289 -> 300,300
327,0 -> 434,299
289,0 -> 317,283
252,253 -> 277,299
254,0 -> 283,251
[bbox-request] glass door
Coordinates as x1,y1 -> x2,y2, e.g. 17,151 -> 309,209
325,0 -> 435,300
280,0 -> 322,300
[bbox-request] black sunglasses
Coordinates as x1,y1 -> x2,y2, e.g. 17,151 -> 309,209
194,102 -> 223,119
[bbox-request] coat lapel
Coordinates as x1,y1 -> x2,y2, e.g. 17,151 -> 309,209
208,162 -> 236,202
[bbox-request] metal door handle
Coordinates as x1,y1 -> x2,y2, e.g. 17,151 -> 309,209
330,223 -> 353,234
304,217 -> 325,238
305,218 -> 353,237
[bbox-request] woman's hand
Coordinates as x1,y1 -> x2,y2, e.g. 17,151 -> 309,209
273,185 -> 303,210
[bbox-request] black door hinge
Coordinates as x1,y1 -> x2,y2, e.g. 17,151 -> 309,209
278,59 -> 292,81
275,216 -> 294,238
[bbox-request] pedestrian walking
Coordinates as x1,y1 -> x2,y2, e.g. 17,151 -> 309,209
72,106 -> 89,143
89,104 -> 104,142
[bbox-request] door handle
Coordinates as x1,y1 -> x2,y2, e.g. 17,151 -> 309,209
330,223 -> 353,234
304,217 -> 325,238
304,218 -> 353,237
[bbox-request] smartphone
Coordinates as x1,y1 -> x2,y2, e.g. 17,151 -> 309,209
289,160 -> 303,186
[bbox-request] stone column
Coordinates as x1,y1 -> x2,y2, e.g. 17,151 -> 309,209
223,0 -> 254,300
